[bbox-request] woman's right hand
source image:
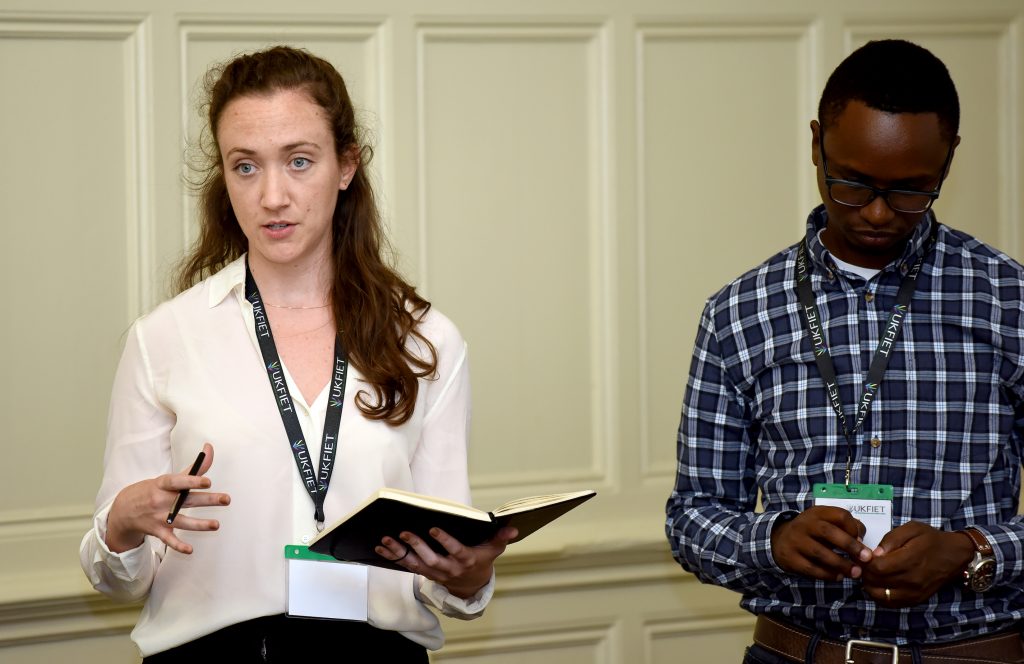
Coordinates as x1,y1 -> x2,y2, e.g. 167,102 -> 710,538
105,442 -> 230,555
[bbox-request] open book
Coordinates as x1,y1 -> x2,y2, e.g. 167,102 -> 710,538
308,488 -> 596,571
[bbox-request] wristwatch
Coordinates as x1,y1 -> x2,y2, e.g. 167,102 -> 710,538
962,527 -> 996,592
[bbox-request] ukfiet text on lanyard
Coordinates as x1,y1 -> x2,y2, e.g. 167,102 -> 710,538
245,259 -> 349,531
794,221 -> 938,489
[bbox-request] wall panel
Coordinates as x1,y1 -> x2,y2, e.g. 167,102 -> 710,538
636,22 -> 814,477
1,631 -> 140,664
417,23 -> 611,497
646,615 -> 754,664
0,15 -> 147,602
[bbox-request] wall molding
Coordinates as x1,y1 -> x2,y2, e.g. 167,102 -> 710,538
0,535 -> 681,646
437,621 -> 614,659
0,11 -> 145,37
0,591 -> 139,648
645,612 -> 755,637
0,504 -> 94,530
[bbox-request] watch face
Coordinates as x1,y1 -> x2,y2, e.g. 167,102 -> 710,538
969,558 -> 996,592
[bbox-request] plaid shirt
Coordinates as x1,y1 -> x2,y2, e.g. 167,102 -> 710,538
666,205 -> 1024,644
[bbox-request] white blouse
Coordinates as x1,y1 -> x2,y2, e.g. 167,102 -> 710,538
79,256 -> 491,656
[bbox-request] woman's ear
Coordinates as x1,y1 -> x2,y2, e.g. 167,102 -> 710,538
339,147 -> 360,190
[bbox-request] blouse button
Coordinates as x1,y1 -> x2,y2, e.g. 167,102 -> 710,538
865,293 -> 874,303
869,437 -> 882,448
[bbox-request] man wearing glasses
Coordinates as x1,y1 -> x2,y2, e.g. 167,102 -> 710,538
666,40 -> 1024,663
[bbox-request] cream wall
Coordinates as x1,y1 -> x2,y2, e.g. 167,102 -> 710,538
1,1 -> 1022,662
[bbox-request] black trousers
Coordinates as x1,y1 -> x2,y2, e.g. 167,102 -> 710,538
142,614 -> 429,663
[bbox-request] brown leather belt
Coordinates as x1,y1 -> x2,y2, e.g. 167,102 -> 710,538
754,615 -> 1024,664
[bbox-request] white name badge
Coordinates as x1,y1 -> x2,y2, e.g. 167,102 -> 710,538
285,545 -> 368,621
812,483 -> 893,550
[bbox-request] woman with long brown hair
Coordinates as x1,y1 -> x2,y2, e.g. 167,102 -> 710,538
80,45 -> 514,661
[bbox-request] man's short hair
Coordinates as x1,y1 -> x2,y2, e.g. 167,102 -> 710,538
818,39 -> 960,143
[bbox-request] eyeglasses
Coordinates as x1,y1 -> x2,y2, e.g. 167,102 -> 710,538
818,130 -> 954,214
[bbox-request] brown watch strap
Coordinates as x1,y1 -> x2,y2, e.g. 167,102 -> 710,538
963,527 -> 993,555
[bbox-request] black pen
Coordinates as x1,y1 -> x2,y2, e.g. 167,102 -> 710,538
166,450 -> 206,525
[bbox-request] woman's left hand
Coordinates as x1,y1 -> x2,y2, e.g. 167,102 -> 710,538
375,526 -> 518,598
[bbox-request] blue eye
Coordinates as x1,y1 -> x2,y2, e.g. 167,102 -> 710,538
236,163 -> 254,175
291,157 -> 310,169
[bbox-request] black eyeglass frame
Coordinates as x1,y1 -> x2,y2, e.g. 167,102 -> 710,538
818,129 -> 955,214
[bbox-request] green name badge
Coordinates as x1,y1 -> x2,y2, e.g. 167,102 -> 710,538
284,545 -> 337,562
813,483 -> 893,501
812,483 -> 893,549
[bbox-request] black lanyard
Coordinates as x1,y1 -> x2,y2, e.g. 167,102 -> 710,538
795,223 -> 937,487
245,260 -> 348,530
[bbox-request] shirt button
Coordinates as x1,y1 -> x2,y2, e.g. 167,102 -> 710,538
301,535 -> 311,544
870,437 -> 882,448
859,627 -> 870,638
865,292 -> 874,303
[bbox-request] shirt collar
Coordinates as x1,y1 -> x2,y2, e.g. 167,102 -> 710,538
803,204 -> 936,274
207,254 -> 248,308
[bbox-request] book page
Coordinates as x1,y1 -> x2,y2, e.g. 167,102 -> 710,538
492,490 -> 597,517
375,488 -> 490,521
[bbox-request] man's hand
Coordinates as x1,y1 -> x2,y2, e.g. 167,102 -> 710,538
771,506 -> 873,581
860,522 -> 975,608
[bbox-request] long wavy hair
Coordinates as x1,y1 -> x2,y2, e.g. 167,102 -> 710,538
178,46 -> 436,425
